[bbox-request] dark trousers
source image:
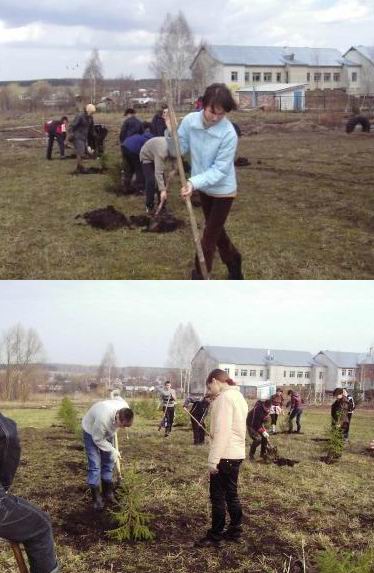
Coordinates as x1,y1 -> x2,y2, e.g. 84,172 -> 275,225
195,193 -> 241,276
270,413 -> 278,425
121,148 -> 144,192
142,162 -> 160,209
46,132 -> 65,159
162,406 -> 175,434
249,429 -> 268,458
208,459 -> 243,540
289,408 -> 303,432
0,489 -> 58,573
191,419 -> 205,444
346,412 -> 353,438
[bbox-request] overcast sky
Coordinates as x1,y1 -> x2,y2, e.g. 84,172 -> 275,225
0,0 -> 373,81
0,281 -> 372,366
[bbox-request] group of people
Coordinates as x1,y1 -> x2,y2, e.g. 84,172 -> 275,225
44,83 -> 244,280
0,370 -> 360,570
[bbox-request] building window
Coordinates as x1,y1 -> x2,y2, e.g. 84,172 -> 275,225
245,71 -> 250,83
352,72 -> 357,82
290,371 -> 295,378
264,72 -> 272,82
319,372 -> 323,380
342,369 -> 346,376
276,72 -> 282,82
266,369 -> 270,379
259,370 -> 264,377
224,368 -> 230,374
305,372 -> 310,379
250,370 -> 256,377
283,371 -> 287,378
324,73 -> 331,81
348,369 -> 353,376
285,71 -> 289,83
314,73 -> 321,82
235,369 -> 239,376
240,369 -> 247,376
334,73 -> 340,82
297,372 -> 303,378
307,72 -> 310,81
252,72 -> 261,82
231,71 -> 238,82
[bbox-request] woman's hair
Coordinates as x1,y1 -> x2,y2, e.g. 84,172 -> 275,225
202,83 -> 238,113
333,387 -> 343,397
206,368 -> 236,387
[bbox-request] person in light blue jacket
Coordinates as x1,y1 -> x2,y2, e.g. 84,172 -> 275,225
166,83 -> 243,279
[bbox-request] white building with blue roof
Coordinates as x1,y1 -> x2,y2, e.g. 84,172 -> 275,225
191,44 -> 362,95
343,46 -> 374,95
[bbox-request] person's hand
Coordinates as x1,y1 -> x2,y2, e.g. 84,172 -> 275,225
180,181 -> 193,199
262,431 -> 269,439
160,190 -> 167,203
208,463 -> 219,475
112,449 -> 122,462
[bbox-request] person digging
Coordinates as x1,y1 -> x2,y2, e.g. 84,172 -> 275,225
286,390 -> 303,433
183,393 -> 211,445
246,399 -> 271,461
81,396 -> 134,510
70,103 -> 96,174
158,381 -> 177,437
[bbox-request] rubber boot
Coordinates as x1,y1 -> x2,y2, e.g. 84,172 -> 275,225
102,480 -> 116,504
90,486 -> 104,511
227,254 -> 244,280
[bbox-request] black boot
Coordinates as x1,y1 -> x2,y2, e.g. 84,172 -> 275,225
90,486 -> 104,511
227,254 -> 244,280
101,480 -> 116,504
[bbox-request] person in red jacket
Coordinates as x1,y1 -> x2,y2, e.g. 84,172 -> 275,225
287,390 -> 303,433
246,399 -> 271,460
45,116 -> 68,160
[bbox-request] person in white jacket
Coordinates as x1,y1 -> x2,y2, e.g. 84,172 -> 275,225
195,369 -> 248,547
81,396 -> 134,510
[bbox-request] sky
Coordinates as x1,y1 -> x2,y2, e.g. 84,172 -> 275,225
0,0 -> 373,81
0,280 -> 373,367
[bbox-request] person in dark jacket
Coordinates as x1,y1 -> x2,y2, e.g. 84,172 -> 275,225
183,395 -> 210,445
246,400 -> 271,460
150,105 -> 168,136
121,126 -> 153,193
70,103 -> 96,172
342,388 -> 355,438
331,388 -> 350,440
287,390 -> 303,433
0,412 -> 59,573
45,116 -> 68,160
119,108 -> 144,143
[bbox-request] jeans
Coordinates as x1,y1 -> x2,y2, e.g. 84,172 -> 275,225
162,406 -> 175,435
191,419 -> 205,444
0,488 -> 58,573
195,193 -> 241,276
122,149 -> 144,192
249,429 -> 268,458
142,162 -> 160,209
208,459 -> 243,540
83,431 -> 115,486
46,132 -> 65,159
289,408 -> 303,432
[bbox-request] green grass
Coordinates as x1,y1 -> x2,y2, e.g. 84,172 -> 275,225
1,111 -> 373,279
0,400 -> 373,572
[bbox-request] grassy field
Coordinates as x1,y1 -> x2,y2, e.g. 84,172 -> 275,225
0,400 -> 373,573
0,111 -> 373,279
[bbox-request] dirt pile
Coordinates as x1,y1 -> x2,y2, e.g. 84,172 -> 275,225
76,206 -> 185,233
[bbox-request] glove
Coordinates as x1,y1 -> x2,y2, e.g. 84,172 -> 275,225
262,431 -> 269,439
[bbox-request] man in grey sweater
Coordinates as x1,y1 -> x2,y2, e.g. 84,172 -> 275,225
139,137 -> 175,213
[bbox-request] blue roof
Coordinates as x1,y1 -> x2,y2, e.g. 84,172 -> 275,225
317,351 -> 368,368
207,45 -> 357,67
203,346 -> 315,367
351,45 -> 374,65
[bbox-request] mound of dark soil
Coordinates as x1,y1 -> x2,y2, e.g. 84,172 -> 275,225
130,212 -> 185,233
273,458 -> 300,467
320,454 -> 341,464
76,206 -> 131,230
234,156 -> 251,167
72,166 -> 107,175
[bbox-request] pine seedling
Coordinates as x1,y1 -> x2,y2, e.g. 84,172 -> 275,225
108,464 -> 155,542
324,416 -> 344,463
57,397 -> 80,436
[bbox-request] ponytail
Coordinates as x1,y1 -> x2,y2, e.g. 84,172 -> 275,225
206,368 -> 236,387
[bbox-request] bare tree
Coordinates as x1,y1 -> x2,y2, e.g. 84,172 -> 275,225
96,343 -> 117,389
166,323 -> 201,395
150,11 -> 196,104
82,48 -> 104,104
0,324 -> 45,401
191,42 -> 218,96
